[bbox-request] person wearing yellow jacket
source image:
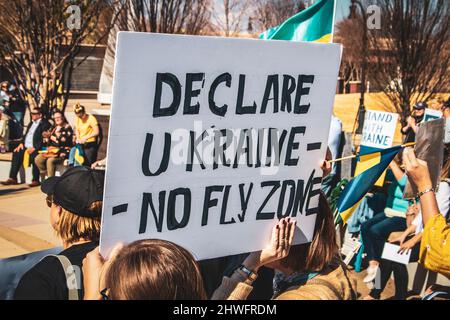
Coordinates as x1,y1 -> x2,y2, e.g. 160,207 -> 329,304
403,147 -> 450,278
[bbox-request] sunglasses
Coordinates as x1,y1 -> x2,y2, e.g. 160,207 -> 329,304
46,195 -> 53,208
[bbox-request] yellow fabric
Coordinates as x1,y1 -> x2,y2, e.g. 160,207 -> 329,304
340,199 -> 363,224
354,152 -> 385,187
313,33 -> 332,43
419,214 -> 450,277
74,147 -> 85,165
23,149 -> 30,168
76,114 -> 98,143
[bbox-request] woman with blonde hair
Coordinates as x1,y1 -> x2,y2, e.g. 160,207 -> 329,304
14,166 -> 105,300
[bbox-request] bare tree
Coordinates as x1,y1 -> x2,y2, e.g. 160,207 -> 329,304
0,0 -> 123,116
367,0 -> 450,125
99,0 -> 211,103
115,0 -> 211,34
335,18 -> 363,93
210,0 -> 251,37
252,0 -> 306,35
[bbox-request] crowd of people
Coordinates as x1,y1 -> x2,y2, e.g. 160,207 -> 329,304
2,91 -> 449,300
0,95 -> 101,187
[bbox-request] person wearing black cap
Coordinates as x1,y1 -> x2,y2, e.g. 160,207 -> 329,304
14,166 -> 105,300
401,102 -> 426,143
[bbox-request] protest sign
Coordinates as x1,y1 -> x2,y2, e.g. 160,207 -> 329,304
404,118 -> 445,199
100,32 -> 342,260
423,108 -> 442,122
355,110 -> 399,186
360,110 -> 399,149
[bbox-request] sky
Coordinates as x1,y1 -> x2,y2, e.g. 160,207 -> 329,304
336,0 -> 351,22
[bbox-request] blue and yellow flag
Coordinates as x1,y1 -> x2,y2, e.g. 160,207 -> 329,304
337,145 -> 402,223
259,0 -> 336,43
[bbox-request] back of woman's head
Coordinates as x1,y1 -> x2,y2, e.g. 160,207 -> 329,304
280,192 -> 338,272
105,239 -> 206,300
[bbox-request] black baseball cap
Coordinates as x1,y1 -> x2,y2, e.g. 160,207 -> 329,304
413,102 -> 427,110
41,166 -> 105,218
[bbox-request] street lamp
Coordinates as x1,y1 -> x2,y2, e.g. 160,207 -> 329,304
350,0 -> 368,135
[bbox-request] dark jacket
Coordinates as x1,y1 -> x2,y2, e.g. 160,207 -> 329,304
22,118 -> 51,151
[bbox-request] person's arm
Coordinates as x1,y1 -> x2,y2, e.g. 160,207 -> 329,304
389,224 -> 416,245
398,232 -> 422,254
403,148 -> 439,227
82,244 -> 124,300
389,160 -> 404,182
211,218 -> 296,300
401,116 -> 413,134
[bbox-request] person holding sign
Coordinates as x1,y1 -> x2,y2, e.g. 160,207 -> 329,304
82,218 -> 291,300
403,147 -> 450,278
212,193 -> 357,300
82,240 -> 207,300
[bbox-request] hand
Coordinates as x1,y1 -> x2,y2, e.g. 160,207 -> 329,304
27,147 -> 35,154
79,138 -> 87,145
14,143 -> 24,152
403,147 -> 432,191
242,218 -> 297,272
388,159 -> 399,170
91,160 -> 102,169
389,233 -> 407,245
398,238 -> 416,255
50,135 -> 58,143
82,244 -> 124,300
320,147 -> 332,178
407,116 -> 416,127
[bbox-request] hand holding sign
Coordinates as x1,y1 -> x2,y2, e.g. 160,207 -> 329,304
242,218 -> 297,273
403,147 -> 432,192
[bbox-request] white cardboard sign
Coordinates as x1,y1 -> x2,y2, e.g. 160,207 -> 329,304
381,242 -> 411,265
100,32 -> 342,260
423,108 -> 442,122
361,110 -> 399,149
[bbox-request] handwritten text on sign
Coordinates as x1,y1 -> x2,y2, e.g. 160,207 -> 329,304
361,110 -> 399,149
100,32 -> 342,260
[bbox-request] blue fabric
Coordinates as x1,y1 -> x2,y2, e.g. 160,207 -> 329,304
347,193 -> 387,234
354,239 -> 364,273
386,175 -> 409,213
337,145 -> 402,217
360,212 -> 406,262
68,144 -> 84,167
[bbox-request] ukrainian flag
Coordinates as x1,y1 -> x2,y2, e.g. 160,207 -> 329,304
337,145 -> 402,224
259,0 -> 336,43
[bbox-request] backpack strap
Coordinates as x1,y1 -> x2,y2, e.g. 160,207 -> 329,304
46,254 -> 80,300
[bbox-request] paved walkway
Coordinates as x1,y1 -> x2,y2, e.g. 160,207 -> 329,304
0,183 -> 60,259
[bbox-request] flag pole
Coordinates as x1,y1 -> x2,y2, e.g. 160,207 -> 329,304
329,142 -> 416,164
